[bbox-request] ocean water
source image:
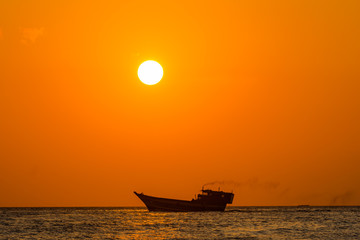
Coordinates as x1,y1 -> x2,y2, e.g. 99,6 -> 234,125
1,207 -> 359,239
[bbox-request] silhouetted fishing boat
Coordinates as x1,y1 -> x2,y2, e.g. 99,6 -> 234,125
134,189 -> 234,212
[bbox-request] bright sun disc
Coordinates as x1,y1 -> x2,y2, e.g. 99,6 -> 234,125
138,60 -> 163,85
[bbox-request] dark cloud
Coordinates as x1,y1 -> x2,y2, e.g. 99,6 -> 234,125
331,191 -> 355,205
203,178 -> 280,190
20,27 -> 44,45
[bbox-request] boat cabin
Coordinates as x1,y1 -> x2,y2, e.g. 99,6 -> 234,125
194,189 -> 234,204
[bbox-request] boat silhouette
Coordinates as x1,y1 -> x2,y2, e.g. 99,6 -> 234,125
134,188 -> 234,212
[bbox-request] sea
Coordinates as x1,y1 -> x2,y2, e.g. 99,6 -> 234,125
1,207 -> 359,239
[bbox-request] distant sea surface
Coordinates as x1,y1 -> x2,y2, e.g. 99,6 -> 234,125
1,207 -> 359,239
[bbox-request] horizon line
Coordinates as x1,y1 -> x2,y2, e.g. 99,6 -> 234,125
1,205 -> 360,208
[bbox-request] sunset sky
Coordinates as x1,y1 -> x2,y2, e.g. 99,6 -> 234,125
1,0 -> 359,206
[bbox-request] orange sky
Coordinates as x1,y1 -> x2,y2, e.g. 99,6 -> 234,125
1,0 -> 360,206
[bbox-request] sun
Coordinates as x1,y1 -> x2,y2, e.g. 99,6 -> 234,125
138,60 -> 163,85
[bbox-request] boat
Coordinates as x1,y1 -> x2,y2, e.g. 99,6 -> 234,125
134,188 -> 234,212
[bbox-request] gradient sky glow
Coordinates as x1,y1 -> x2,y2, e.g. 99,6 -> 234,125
1,0 -> 360,206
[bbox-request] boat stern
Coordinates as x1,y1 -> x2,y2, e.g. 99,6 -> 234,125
224,192 -> 234,204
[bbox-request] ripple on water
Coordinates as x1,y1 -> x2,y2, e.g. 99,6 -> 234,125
0,207 -> 359,239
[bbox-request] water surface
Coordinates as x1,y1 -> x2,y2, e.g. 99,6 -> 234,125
1,206 -> 359,239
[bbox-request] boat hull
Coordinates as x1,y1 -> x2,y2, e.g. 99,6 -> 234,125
134,192 -> 227,212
